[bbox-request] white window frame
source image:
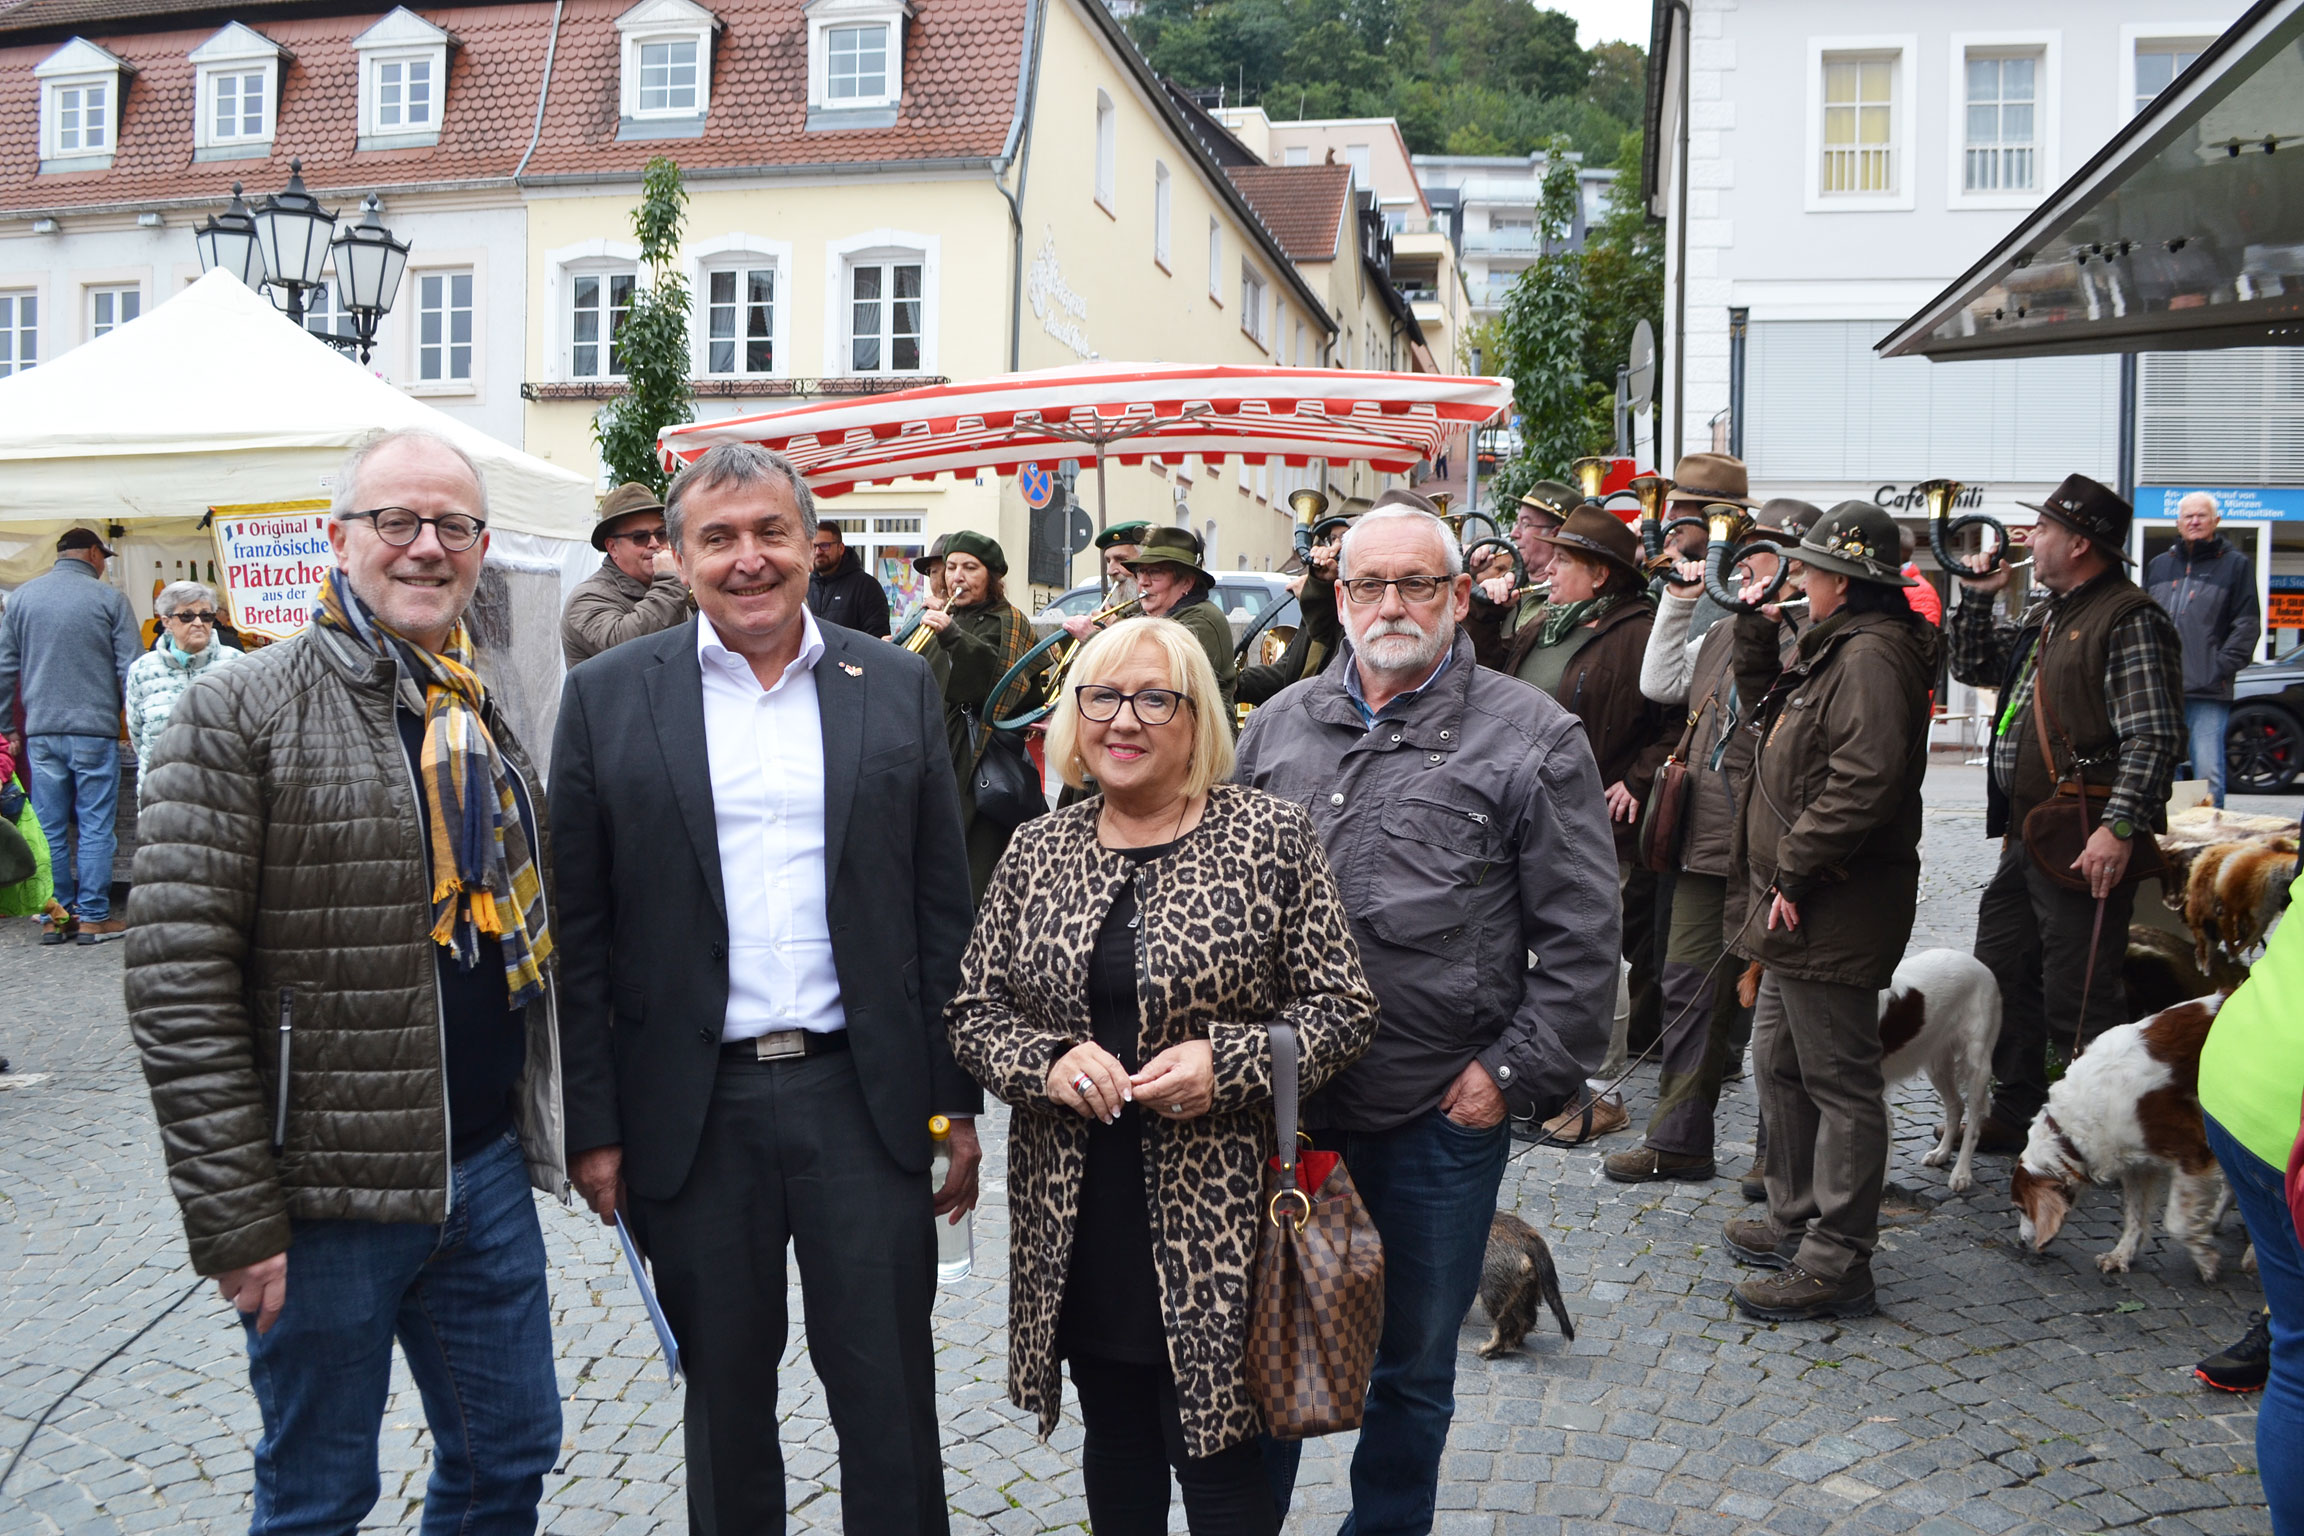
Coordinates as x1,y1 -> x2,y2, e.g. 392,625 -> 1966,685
353,9 -> 449,148
546,238 -> 644,383
2120,24 -> 2220,121
87,284 -> 141,340
1207,218 -> 1222,303
823,228 -> 938,378
409,268 -> 476,389
1804,35 -> 1916,213
1947,32 -> 2059,211
1153,161 -> 1172,270
805,0 -> 907,114
0,290 -> 38,376
1240,262 -> 1268,349
688,233 -> 794,379
616,0 -> 717,122
190,23 -> 286,155
35,40 -> 128,170
1094,90 -> 1117,213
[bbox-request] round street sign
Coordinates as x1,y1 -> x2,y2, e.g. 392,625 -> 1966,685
1019,463 -> 1055,510
1626,319 -> 1656,408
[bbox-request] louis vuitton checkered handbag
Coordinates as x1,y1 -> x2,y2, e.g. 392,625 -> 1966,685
1246,1022 -> 1385,1439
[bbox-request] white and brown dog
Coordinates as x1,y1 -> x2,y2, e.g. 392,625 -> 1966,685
2010,996 -> 2229,1282
1877,949 -> 2003,1194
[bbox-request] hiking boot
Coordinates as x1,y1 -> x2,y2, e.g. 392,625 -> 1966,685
1740,1165 -> 1768,1202
1539,1091 -> 1629,1146
1604,1145 -> 1716,1184
2196,1312 -> 2272,1393
75,918 -> 127,946
1724,1216 -> 1800,1269
1733,1263 -> 1878,1322
38,916 -> 77,946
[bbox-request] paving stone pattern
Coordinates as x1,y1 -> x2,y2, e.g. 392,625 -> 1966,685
0,767 -> 2274,1534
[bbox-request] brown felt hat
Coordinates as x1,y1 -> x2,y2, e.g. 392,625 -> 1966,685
591,482 -> 666,551
2019,473 -> 2135,564
1662,453 -> 1754,508
1530,506 -> 1645,585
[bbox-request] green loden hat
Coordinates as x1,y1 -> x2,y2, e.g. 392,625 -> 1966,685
943,529 -> 1007,574
1517,481 -> 1579,523
1791,502 -> 1916,587
1095,521 -> 1152,551
1123,525 -> 1211,583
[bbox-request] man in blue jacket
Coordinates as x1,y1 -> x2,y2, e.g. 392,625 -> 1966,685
0,528 -> 139,944
2146,493 -> 2261,806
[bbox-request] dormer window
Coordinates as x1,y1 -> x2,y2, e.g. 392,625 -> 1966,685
354,7 -> 453,150
190,22 -> 288,160
35,38 -> 130,173
616,0 -> 717,138
806,0 -> 908,129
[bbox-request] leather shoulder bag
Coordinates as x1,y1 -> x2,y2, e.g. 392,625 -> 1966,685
1246,1022 -> 1385,1439
967,709 -> 1049,831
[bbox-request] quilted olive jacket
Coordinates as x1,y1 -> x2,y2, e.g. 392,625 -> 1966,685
947,784 -> 1378,1459
125,623 -> 568,1277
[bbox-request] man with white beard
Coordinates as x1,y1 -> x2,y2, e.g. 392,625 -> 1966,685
1235,496 -> 1618,1534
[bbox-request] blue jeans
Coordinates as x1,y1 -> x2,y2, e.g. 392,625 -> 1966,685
242,1130 -> 561,1536
1264,1109 -> 1509,1536
2187,697 -> 2232,807
26,733 -> 118,921
2205,1115 -> 2304,1533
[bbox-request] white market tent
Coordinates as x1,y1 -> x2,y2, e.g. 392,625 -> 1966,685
0,269 -> 601,750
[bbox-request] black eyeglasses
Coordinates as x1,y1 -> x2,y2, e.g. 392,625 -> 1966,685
1341,574 -> 1451,606
1075,685 -> 1193,726
608,527 -> 671,548
345,507 -> 488,552
166,610 -> 218,625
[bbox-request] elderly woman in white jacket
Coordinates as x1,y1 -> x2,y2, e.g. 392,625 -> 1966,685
125,582 -> 243,781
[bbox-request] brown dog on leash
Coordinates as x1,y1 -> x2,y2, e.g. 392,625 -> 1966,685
1476,1212 -> 1575,1358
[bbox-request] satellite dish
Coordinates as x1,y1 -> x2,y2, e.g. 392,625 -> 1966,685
1626,319 -> 1656,408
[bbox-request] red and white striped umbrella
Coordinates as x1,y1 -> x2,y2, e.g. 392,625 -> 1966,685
656,362 -> 1511,496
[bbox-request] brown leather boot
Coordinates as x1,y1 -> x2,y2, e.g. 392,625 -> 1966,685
1603,1145 -> 1716,1183
1724,1217 -> 1800,1269
1733,1263 -> 1877,1321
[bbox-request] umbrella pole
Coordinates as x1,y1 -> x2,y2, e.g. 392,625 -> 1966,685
1096,438 -> 1110,596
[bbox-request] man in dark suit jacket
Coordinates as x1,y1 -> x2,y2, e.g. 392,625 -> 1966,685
550,442 -> 983,1535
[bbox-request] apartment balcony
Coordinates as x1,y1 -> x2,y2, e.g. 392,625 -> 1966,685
1461,228 -> 1540,254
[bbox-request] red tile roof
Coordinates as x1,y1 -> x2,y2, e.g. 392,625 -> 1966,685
1223,162 -> 1351,262
1,0 -> 1025,212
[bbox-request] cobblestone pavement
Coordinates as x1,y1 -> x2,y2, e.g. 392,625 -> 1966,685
0,762 -> 2281,1535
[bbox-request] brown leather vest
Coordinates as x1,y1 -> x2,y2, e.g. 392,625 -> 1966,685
2007,574 -> 2162,829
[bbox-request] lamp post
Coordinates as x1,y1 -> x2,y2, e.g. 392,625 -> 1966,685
195,159 -> 410,363
192,182 -> 266,290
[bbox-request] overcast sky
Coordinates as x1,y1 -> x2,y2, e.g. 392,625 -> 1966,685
1549,0 -> 1651,49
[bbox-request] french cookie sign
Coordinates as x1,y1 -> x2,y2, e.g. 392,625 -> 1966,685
209,499 -> 335,642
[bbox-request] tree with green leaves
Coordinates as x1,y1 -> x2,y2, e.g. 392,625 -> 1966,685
593,156 -> 693,494
1486,139 -> 1589,508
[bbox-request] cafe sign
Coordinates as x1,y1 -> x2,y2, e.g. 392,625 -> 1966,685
1873,483 -> 1989,512
210,499 -> 335,642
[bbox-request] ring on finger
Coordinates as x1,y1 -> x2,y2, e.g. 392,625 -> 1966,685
1072,1072 -> 1095,1096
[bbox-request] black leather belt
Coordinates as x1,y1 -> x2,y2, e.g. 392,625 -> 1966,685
719,1029 -> 850,1063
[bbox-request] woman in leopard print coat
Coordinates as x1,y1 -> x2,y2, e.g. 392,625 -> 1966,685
949,700 -> 1377,1468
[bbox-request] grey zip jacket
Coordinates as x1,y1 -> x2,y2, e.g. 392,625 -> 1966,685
1234,628 -> 1617,1132
124,622 -> 568,1277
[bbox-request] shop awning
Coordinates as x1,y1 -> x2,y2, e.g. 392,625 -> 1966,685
1879,0 -> 2304,362
656,362 -> 1511,497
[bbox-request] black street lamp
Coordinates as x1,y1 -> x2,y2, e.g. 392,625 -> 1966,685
192,182 -> 265,291
250,159 -> 335,328
196,159 -> 411,364
330,196 -> 411,365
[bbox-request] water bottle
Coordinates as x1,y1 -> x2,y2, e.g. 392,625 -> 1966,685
929,1115 -> 974,1282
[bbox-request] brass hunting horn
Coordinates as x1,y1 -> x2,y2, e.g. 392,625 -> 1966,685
1921,478 -> 2012,574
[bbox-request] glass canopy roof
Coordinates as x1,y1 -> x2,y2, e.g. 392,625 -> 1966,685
1880,0 -> 2304,362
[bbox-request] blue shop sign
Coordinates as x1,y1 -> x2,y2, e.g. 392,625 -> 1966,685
2138,485 -> 2304,522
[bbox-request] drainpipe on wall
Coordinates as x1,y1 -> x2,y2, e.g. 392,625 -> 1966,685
1666,0 -> 1690,469
513,0 -> 566,182
992,0 -> 1048,373
1727,307 -> 1748,460
2117,352 -> 2139,503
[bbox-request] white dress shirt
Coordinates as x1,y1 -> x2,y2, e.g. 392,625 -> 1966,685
698,610 -> 847,1040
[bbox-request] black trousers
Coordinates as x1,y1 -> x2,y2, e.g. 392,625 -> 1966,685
629,1051 -> 947,1536
1067,1354 -> 1274,1536
1973,837 -> 2135,1128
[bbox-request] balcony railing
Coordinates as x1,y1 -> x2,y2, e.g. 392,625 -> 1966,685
1462,228 -> 1540,254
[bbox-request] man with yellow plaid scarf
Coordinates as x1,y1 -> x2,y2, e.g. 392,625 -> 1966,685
126,427 -> 568,1533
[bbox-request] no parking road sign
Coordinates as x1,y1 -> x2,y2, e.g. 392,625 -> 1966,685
1019,462 -> 1055,510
